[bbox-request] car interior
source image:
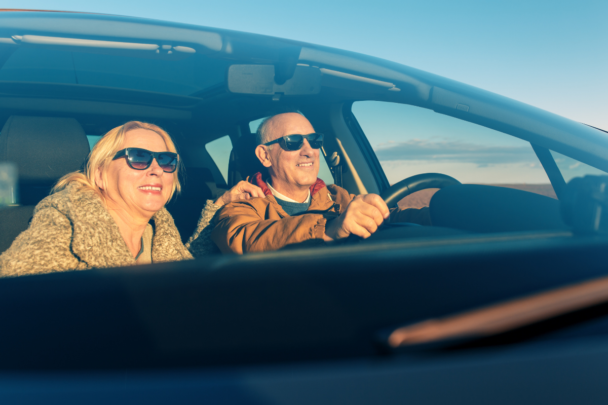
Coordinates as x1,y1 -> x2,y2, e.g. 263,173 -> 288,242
0,36 -> 580,255
0,103 -> 570,255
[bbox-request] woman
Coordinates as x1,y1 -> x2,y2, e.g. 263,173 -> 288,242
0,121 -> 263,277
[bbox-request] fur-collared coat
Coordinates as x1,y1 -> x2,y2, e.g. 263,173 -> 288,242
0,182 -> 220,277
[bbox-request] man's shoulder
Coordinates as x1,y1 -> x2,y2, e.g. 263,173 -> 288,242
217,195 -> 275,219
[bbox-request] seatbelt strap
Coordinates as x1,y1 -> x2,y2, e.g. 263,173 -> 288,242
329,151 -> 343,188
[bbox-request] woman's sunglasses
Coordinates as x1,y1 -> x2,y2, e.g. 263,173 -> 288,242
263,133 -> 324,151
113,148 -> 179,173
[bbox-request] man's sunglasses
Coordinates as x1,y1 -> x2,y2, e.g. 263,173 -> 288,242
263,133 -> 324,151
113,148 -> 179,173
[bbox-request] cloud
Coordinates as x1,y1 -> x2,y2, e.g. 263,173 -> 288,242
380,160 -> 550,185
374,139 -> 538,166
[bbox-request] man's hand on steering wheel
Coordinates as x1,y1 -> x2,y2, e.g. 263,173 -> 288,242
323,194 -> 390,241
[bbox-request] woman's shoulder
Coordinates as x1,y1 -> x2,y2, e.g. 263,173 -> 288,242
35,182 -> 102,215
150,207 -> 194,261
151,207 -> 183,241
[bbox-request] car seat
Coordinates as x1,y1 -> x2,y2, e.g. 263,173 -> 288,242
227,133 -> 267,187
165,167 -> 218,243
0,116 -> 89,254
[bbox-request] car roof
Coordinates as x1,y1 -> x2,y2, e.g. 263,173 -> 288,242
1,10 -> 607,169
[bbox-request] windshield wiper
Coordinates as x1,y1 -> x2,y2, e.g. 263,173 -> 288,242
385,274 -> 608,349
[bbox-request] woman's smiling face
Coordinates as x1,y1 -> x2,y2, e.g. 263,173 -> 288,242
100,128 -> 174,218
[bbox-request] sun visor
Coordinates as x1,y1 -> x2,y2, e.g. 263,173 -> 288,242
227,64 -> 322,96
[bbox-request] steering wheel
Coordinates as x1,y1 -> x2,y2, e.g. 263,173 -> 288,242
380,173 -> 461,208
282,173 -> 462,249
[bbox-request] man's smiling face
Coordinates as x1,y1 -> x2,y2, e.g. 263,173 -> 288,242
256,113 -> 320,198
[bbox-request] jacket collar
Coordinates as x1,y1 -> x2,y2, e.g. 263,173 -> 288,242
248,172 -> 326,197
247,172 -> 338,218
48,183 -> 190,269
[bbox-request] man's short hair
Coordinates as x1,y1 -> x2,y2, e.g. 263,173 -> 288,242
255,110 -> 305,146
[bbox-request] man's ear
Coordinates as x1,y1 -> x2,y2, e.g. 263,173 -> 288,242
255,145 -> 272,168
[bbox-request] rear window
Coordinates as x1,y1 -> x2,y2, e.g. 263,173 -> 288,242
87,135 -> 102,150
205,135 -> 232,183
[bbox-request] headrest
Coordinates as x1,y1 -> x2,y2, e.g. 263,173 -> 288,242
228,134 -> 267,186
0,116 -> 89,184
179,167 -> 215,199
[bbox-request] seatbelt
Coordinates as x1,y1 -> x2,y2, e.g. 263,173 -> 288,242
329,151 -> 343,188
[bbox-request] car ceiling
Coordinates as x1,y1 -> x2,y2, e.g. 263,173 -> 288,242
2,10 -> 608,172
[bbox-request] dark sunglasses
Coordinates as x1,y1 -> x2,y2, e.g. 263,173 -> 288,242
263,133 -> 324,151
113,148 -> 179,173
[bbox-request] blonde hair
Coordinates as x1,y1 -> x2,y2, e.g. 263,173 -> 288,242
53,121 -> 181,201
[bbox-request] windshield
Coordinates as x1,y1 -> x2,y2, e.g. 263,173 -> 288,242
550,150 -> 608,182
352,101 -> 556,201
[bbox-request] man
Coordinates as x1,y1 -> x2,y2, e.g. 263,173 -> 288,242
211,113 -> 429,254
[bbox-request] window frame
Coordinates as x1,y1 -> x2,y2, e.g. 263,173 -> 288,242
531,144 -> 566,199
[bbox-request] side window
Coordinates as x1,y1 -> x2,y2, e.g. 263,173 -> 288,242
550,151 -> 607,182
352,101 -> 555,206
249,118 -> 334,185
249,118 -> 265,133
87,135 -> 102,150
205,135 -> 232,183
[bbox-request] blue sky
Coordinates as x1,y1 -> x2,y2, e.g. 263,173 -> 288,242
4,0 -> 607,184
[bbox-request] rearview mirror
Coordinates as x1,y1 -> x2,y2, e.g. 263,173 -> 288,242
227,65 -> 322,95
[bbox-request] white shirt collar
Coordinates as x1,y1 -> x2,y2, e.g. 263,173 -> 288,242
266,182 -> 311,203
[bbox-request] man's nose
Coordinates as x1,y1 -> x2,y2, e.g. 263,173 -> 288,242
299,139 -> 315,156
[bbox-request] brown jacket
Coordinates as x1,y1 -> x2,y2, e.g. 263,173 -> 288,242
0,182 -> 221,277
211,173 -> 430,254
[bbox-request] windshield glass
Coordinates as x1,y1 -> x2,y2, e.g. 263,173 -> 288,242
550,150 -> 608,182
352,101 -> 555,201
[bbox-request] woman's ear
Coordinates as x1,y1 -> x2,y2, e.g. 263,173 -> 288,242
255,145 -> 272,168
94,168 -> 104,190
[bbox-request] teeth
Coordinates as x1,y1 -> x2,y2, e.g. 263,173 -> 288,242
297,163 -> 313,167
139,186 -> 161,191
